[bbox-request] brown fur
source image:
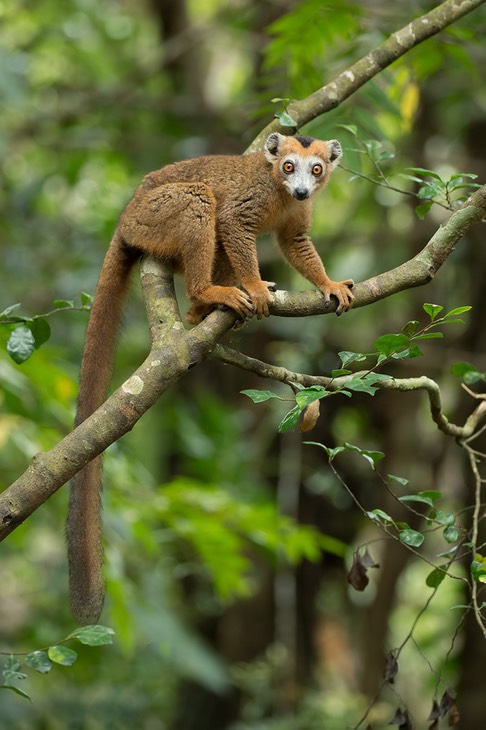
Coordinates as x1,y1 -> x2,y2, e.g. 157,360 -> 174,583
67,134 -> 353,623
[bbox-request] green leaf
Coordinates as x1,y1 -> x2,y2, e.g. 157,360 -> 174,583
338,350 -> 368,367
304,442 -> 346,460
3,656 -> 21,672
25,651 -> 52,674
415,201 -> 433,219
407,167 -> 443,181
337,124 -> 358,137
6,325 -> 36,364
387,474 -> 409,486
274,111 -> 297,128
240,389 -> 283,403
81,291 -> 93,307
3,656 -> 27,683
344,442 -> 385,469
271,97 -> 290,105
445,306 -> 471,317
423,303 -> 444,321
426,566 -> 447,588
399,529 -> 425,548
331,369 -> 352,377
278,405 -> 301,433
344,373 -> 391,396
435,510 -> 455,527
402,320 -> 420,336
451,361 -> 482,382
47,646 -> 78,666
367,509 -> 396,525
464,370 -> 485,385
295,386 -> 330,408
413,332 -> 443,340
67,625 -> 115,646
373,333 -> 410,357
28,318 -> 51,349
0,685 -> 31,700
399,494 -> 435,508
417,183 -> 443,199
471,560 -> 486,583
443,526 -> 459,544
449,173 -> 478,181
53,299 -> 74,308
418,490 -> 442,502
0,303 -> 21,320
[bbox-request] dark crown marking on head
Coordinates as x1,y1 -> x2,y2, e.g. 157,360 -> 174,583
294,135 -> 314,149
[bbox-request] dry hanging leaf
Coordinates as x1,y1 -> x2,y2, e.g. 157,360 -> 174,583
383,651 -> 399,684
389,707 -> 413,729
300,400 -> 320,432
347,549 -> 380,591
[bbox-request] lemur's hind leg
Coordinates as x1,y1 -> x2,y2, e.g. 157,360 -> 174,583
121,182 -> 254,322
186,243 -> 238,324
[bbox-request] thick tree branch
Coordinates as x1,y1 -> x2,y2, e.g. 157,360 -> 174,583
248,0 -> 486,152
1,183 -> 485,538
0,260 -> 235,539
1,1 -> 485,538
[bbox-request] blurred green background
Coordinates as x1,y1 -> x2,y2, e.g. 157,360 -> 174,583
1,0 -> 486,727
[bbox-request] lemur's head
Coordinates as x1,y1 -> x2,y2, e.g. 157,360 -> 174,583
264,133 -> 342,201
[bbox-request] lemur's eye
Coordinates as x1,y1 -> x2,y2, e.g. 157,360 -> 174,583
283,161 -> 294,174
312,163 -> 323,176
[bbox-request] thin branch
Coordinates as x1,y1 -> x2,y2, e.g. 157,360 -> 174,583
213,345 -> 486,440
248,0 -> 486,152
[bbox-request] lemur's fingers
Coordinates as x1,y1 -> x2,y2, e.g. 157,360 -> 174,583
319,279 -> 354,316
262,280 -> 278,292
244,281 -> 274,319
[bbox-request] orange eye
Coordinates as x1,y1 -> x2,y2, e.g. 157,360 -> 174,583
312,163 -> 323,176
283,161 -> 294,174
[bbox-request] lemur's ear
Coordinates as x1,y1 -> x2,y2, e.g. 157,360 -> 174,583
328,140 -> 342,170
264,132 -> 285,162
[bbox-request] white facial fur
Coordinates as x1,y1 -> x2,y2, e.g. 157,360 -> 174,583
264,133 -> 342,201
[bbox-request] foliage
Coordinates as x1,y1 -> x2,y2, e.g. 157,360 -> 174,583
242,303 -> 473,432
0,626 -> 114,700
1,0 -> 486,728
0,295 -> 92,364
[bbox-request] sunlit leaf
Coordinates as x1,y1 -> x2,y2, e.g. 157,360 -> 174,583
423,303 -> 444,321
47,646 -> 78,666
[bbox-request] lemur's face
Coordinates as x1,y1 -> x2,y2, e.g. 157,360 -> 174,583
265,133 -> 342,201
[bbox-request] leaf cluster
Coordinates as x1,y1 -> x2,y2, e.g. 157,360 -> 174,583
339,124 -> 482,218
0,626 -> 114,701
0,294 -> 92,364
242,303 -> 473,434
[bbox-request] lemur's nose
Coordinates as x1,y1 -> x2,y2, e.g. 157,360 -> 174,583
293,187 -> 309,200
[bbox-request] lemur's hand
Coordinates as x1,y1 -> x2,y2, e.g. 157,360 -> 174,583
319,278 -> 354,316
